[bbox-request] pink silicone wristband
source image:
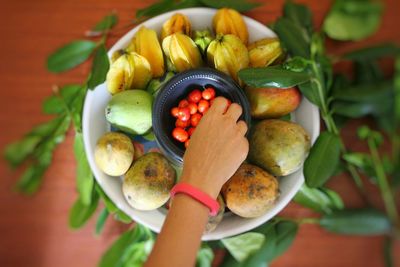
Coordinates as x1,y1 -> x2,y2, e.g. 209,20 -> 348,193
170,183 -> 220,216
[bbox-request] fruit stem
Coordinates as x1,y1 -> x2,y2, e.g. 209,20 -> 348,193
367,137 -> 399,227
311,62 -> 369,203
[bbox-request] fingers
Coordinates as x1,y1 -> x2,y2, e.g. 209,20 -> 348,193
208,97 -> 229,114
225,103 -> 243,121
236,120 -> 248,136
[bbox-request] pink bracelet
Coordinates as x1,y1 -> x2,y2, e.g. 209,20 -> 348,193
170,183 -> 220,216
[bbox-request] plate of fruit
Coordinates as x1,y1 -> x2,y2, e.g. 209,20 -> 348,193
83,7 -> 319,240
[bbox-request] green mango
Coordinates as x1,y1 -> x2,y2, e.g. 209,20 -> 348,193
105,90 -> 153,135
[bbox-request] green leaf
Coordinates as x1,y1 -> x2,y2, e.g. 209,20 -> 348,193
221,232 -> 265,262
74,132 -> 94,206
344,43 -> 400,61
42,84 -> 82,115
323,0 -> 383,41
136,0 -> 201,18
332,80 -> 392,103
274,17 -> 310,58
354,60 -> 384,85
95,208 -> 109,235
283,0 -> 313,36
87,45 -> 110,90
199,0 -> 261,12
16,163 -> 49,195
114,210 -> 133,224
293,185 -> 344,214
99,224 -> 153,267
304,132 -> 341,187
320,208 -> 391,235
245,221 -> 298,266
239,67 -> 311,88
119,240 -> 154,267
92,13 -> 118,32
69,190 -> 99,229
298,81 -> 323,109
273,221 -> 298,259
196,244 -> 214,267
343,152 -> 376,182
96,183 -> 132,223
47,40 -> 97,73
242,227 -> 276,267
4,116 -> 64,167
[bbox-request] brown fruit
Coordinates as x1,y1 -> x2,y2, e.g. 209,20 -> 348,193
123,152 -> 176,210
245,87 -> 302,119
213,8 -> 249,44
249,119 -> 311,176
161,13 -> 191,40
222,164 -> 279,218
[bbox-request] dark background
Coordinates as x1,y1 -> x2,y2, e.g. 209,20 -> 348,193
0,0 -> 399,266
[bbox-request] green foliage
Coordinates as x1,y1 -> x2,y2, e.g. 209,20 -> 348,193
98,224 -> 154,267
221,220 -> 298,266
238,67 -> 311,88
221,232 -> 265,262
196,244 -> 214,267
47,40 -> 97,73
320,209 -> 391,235
74,132 -> 94,205
304,132 -> 341,187
199,0 -> 261,12
69,189 -> 99,229
136,0 -> 260,18
92,13 -> 118,33
294,185 -> 344,214
323,0 -> 383,41
87,44 -> 110,90
95,208 -> 109,235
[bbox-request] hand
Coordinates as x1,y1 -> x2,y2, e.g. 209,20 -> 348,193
181,97 -> 249,198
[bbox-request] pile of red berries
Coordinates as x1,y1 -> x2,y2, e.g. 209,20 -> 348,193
171,86 -> 228,148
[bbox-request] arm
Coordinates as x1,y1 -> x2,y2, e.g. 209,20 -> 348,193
145,97 -> 249,267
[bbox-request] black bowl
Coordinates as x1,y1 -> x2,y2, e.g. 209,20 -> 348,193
152,68 -> 251,166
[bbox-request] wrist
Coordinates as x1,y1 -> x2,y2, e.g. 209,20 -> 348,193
180,172 -> 220,199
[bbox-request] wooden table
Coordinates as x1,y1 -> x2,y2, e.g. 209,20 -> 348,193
1,0 -> 399,266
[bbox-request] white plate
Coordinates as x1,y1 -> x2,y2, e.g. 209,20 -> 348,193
83,7 -> 320,240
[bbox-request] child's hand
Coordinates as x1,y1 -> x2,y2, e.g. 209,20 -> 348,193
181,97 -> 249,198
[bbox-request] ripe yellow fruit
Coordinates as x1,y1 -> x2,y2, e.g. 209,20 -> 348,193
161,13 -> 191,40
162,32 -> 202,72
248,38 -> 284,67
213,8 -> 249,44
129,26 -> 165,77
207,34 -> 249,83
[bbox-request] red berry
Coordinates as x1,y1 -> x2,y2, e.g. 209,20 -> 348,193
187,127 -> 196,136
187,102 -> 198,115
171,107 -> 179,118
188,89 -> 202,103
178,107 -> 190,121
178,99 -> 189,108
202,88 -> 216,100
184,139 -> 190,148
198,99 -> 209,113
172,127 -> 188,142
190,113 -> 202,127
176,118 -> 190,128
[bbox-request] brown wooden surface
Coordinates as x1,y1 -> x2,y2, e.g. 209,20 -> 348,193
1,0 -> 400,266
